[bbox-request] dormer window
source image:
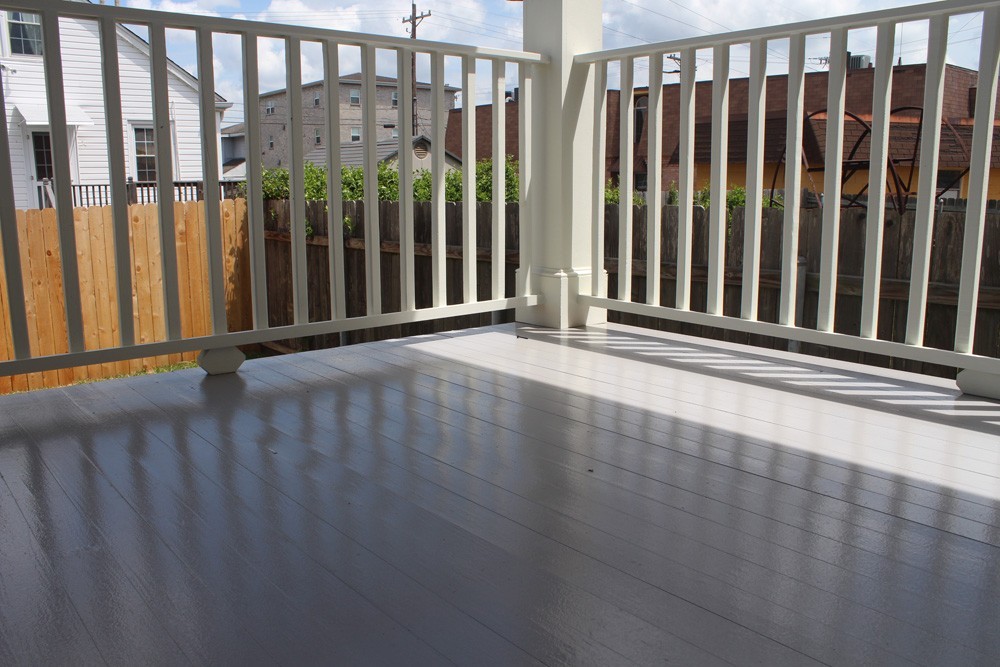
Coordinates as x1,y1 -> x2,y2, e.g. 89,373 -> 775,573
9,12 -> 42,56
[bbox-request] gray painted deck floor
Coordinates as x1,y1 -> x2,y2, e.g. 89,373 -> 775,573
1,323 -> 999,666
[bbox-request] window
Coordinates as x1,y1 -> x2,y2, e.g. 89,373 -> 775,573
349,89 -> 360,106
8,12 -> 42,56
134,127 -> 157,182
314,92 -> 321,107
31,132 -> 53,180
268,135 -> 274,150
391,91 -> 399,108
265,100 -> 275,115
350,127 -> 360,142
391,128 -> 399,140
315,129 -> 321,145
937,170 -> 963,199
634,96 -> 648,145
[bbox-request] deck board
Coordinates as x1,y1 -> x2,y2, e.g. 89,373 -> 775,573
1,323 -> 999,665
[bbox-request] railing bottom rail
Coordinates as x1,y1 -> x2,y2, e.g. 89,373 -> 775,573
0,296 -> 538,377
580,295 -> 1000,376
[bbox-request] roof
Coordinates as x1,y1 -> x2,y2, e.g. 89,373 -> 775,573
113,24 -> 230,110
446,63 -> 1000,184
221,123 -> 246,136
261,73 -> 459,98
304,139 -> 402,168
304,136 -> 461,169
381,135 -> 463,165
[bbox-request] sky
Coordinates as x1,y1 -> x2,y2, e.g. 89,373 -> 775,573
118,0 -> 988,125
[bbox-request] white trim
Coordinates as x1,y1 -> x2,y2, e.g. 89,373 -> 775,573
576,0 -> 1000,62
128,120 -> 177,182
13,103 -> 92,126
2,9 -> 43,58
22,125 -> 80,208
25,0 -> 545,64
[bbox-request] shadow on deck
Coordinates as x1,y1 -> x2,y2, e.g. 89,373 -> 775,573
1,323 -> 998,665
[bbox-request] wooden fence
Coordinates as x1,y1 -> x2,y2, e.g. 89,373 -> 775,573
262,199 -> 518,350
4,198 -> 996,393
264,200 -> 999,378
606,205 -> 1000,378
0,200 -> 251,394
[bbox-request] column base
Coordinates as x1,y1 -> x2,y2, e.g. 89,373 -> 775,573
197,347 -> 246,375
515,267 -> 607,329
956,369 -> 1000,401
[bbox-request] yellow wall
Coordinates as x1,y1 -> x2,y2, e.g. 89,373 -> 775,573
698,163 -> 1000,202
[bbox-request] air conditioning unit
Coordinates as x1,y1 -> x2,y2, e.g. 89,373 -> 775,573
848,54 -> 872,70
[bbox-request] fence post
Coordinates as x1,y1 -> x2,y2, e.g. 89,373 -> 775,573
126,177 -> 137,205
515,0 -> 606,329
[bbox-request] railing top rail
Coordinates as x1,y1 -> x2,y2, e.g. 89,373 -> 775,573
16,0 -> 546,64
576,0 -> 1000,63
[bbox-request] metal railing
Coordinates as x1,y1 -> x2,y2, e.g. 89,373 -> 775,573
575,0 -> 1000,378
0,0 -> 540,375
35,178 -> 246,208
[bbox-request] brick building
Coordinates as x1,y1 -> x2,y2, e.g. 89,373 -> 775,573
260,73 -> 458,169
446,63 -> 1000,204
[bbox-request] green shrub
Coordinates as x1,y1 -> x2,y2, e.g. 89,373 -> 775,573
603,179 -> 644,206
261,156 -> 517,203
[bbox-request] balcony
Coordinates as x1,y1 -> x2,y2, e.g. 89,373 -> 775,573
2,0 -> 1000,663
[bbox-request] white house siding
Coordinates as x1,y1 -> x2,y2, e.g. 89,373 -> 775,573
1,14 -> 224,209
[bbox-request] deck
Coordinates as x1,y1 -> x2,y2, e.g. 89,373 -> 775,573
1,323 -> 998,666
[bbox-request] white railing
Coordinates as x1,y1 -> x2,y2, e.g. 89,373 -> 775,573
0,0 -> 540,375
2,0 -> 1000,391
575,0 -> 1000,382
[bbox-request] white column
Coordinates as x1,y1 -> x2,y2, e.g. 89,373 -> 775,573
516,0 -> 605,329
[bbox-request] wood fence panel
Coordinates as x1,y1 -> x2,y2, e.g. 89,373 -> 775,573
43,209 -> 76,386
175,200 -> 196,345
93,207 -> 120,377
746,207 -> 785,350
11,211 -> 34,391
0,230 -> 12,394
130,204 -> 154,358
974,213 -> 1000,359
892,212 -> 923,373
922,211 -> 965,376
826,208 -> 865,365
0,200 -> 250,394
724,208 -> 747,344
871,208 -> 904,368
660,205 -> 678,308
27,209 -> 59,388
177,201 -> 200,364
74,206 -> 100,381
229,198 -> 252,332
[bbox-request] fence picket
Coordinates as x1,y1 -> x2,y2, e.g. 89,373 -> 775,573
74,207 -> 99,381
0,240 -> 11,393
19,211 -> 43,390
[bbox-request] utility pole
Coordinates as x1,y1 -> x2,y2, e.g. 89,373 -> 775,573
402,3 -> 430,135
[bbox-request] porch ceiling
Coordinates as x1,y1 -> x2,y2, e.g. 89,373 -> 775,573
1,323 -> 998,665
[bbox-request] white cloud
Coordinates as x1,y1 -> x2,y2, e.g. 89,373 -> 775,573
118,0 -> 989,121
